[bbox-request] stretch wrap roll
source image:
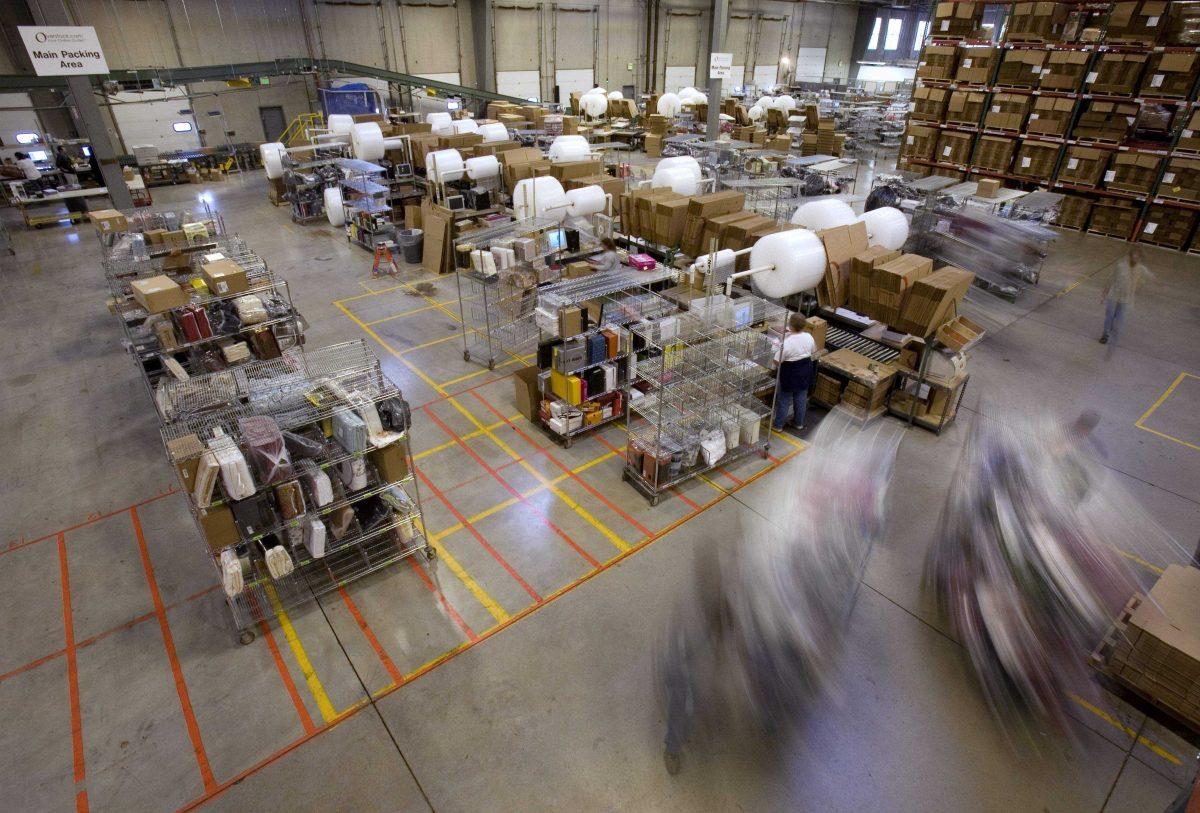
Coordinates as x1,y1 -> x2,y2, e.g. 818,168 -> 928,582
478,122 -> 509,143
324,187 -> 345,226
260,142 -> 286,180
565,185 -> 606,217
465,155 -> 501,181
856,207 -> 909,250
427,149 -> 465,182
351,122 -> 386,161
749,229 -> 827,298
513,176 -> 568,221
327,114 -> 354,136
790,198 -> 856,230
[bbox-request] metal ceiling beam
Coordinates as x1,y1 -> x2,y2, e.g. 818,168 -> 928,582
0,58 -> 530,103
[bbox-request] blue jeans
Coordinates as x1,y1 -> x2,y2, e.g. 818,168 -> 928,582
773,387 -> 808,429
1103,298 -> 1125,341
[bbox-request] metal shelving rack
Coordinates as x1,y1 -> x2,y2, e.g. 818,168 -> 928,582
157,339 -> 432,644
622,296 -> 786,505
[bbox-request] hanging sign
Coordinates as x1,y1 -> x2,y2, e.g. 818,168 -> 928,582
18,26 -> 110,76
709,52 -> 733,81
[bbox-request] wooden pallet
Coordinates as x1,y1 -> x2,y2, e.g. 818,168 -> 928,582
993,83 -> 1041,90
1073,136 -> 1124,146
1089,227 -> 1137,240
1154,195 -> 1200,206
1138,237 -> 1189,250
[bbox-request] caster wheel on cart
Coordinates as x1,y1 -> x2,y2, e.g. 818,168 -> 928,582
463,350 -> 471,363
238,630 -> 256,646
487,359 -> 496,371
424,545 -> 437,561
564,437 -> 573,449
650,495 -> 661,507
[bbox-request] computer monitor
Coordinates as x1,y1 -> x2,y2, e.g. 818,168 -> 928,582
446,100 -> 461,112
81,146 -> 92,157
29,150 -> 48,162
546,229 -> 565,251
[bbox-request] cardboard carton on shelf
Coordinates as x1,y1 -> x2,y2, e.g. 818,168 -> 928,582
1140,51 -> 1200,98
935,130 -> 975,166
849,245 -> 901,314
954,46 -> 998,85
681,190 -> 746,257
88,208 -> 128,234
1160,157 -> 1200,202
894,266 -> 975,337
199,258 -> 249,296
973,135 -> 1017,174
945,90 -> 988,127
916,45 -> 959,81
1177,109 -> 1200,152
933,1 -> 984,37
983,93 -> 1031,131
936,315 -> 986,352
1087,52 -> 1149,96
1138,204 -> 1195,248
1088,199 -> 1139,237
1026,96 -> 1077,137
911,86 -> 950,122
995,48 -> 1047,88
700,210 -> 760,256
1012,142 -> 1060,182
1106,152 -> 1162,194
645,133 -> 664,157
1072,100 -> 1138,142
870,254 -> 935,327
1004,2 -> 1069,42
1056,146 -> 1110,186
131,275 -> 189,314
901,124 -> 939,162
1105,0 -> 1169,44
1055,195 -> 1093,229
1039,50 -> 1090,92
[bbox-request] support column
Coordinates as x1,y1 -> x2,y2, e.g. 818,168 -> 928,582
706,0 -> 728,141
469,0 -> 497,94
26,0 -> 133,209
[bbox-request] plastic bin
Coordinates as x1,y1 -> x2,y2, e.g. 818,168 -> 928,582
397,228 -> 423,264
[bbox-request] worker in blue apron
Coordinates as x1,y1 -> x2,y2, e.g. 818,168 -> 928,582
773,312 -> 816,432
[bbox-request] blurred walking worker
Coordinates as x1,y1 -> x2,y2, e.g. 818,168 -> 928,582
773,312 -> 815,431
1100,248 -> 1152,345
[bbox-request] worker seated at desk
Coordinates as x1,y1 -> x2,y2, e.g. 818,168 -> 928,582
589,238 -> 622,273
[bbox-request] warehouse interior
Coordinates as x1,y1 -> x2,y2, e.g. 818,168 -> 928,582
2,0 -> 1200,811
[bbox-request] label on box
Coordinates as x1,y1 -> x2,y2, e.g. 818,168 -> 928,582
943,145 -> 953,156
907,135 -> 915,145
1185,129 -> 1195,138
962,58 -> 973,68
1104,170 -> 1116,182
1144,222 -> 1158,234
1032,64 -> 1042,73
918,61 -> 926,67
1086,71 -> 1098,83
204,252 -> 225,262
1164,172 -> 1176,183
1021,157 -> 1032,168
213,280 -> 229,294
1029,113 -> 1040,120
991,104 -> 1000,112
909,102 -> 916,111
1126,116 -> 1135,125
1067,157 -> 1079,170
941,19 -> 949,30
1151,73 -> 1164,88
1147,15 -> 1159,25
1040,68 -> 1051,75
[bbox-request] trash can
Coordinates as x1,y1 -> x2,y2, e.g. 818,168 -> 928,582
397,228 -> 423,264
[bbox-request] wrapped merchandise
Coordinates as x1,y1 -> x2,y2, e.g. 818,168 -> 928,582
234,294 -> 268,324
302,517 -> 326,558
298,460 -> 334,507
207,428 -> 255,500
237,415 -> 294,486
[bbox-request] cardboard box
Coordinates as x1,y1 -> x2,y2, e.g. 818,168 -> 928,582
645,133 -> 664,157
1055,195 -> 1093,229
995,48 -> 1047,88
564,173 -> 625,201
165,434 -> 204,493
935,130 -> 975,166
1026,96 -> 1077,137
88,209 -> 128,234
1057,146 -> 1110,186
817,221 -> 869,308
983,92 -> 1031,131
901,123 -> 938,161
1012,141 -> 1061,179
722,215 -> 774,253
954,46 -> 998,85
681,191 -> 746,257
1107,152 -> 1162,193
131,275 -> 188,313
917,45 -> 959,81
1178,109 -> 1200,152
1160,156 -> 1200,201
512,366 -> 542,421
199,258 -> 249,296
1088,199 -> 1139,236
1071,100 -> 1138,142
767,134 -> 792,152
973,135 -> 1017,173
701,211 -> 759,256
933,1 -> 984,37
550,159 -> 603,182
198,505 -> 239,553
1087,52 -> 1149,95
849,246 -> 901,313
1140,51 -> 1199,98
802,316 -> 827,350
559,305 -> 584,338
894,266 -> 975,336
1005,1 -> 1069,41
945,90 -> 988,126
1040,50 -> 1090,91
1106,0 -> 1168,44
369,441 -> 410,484
653,197 -> 691,247
910,86 -> 949,123
1139,203 -> 1196,248
871,254 -> 935,326
976,178 -> 1001,198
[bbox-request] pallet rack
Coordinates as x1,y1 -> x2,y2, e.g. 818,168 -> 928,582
623,296 -> 786,505
905,1 -> 1200,249
157,339 -> 432,644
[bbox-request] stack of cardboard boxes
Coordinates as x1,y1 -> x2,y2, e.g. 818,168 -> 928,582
955,46 -> 998,85
1087,52 -> 1149,95
911,86 -> 950,122
1012,140 -> 1060,179
1106,153 -> 1163,194
1089,198 -> 1140,237
946,90 -> 988,126
1138,203 -> 1197,248
932,1 -> 985,38
1105,0 -> 1170,44
893,267 -> 975,337
995,48 -> 1047,87
1160,156 -> 1200,201
1142,52 -> 1200,97
1025,96 -> 1076,137
1004,2 -> 1069,41
1040,50 -> 1090,90
973,135 -> 1016,173
1071,100 -> 1138,142
983,93 -> 1030,131
1058,146 -> 1110,186
917,45 -> 959,81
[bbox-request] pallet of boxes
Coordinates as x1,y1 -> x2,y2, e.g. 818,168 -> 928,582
1094,565 -> 1200,733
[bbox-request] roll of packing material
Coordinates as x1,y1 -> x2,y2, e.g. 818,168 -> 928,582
589,86 -> 607,96
565,184 -> 606,217
478,122 -> 509,143
749,229 -> 827,298
324,187 -> 345,226
426,112 -> 453,135
452,118 -> 480,135
747,104 -> 765,122
776,95 -> 796,111
351,122 -> 386,161
719,113 -> 734,122
656,155 -> 702,182
327,114 -> 354,136
581,93 -> 608,117
548,134 -> 590,163
682,90 -> 708,106
757,96 -> 775,110
679,86 -> 699,98
652,164 -> 699,196
791,198 -> 856,230
692,248 -> 736,277
857,206 -> 909,250
513,176 -> 568,221
427,148 -> 465,182
465,155 -> 501,180
260,142 -> 286,179
657,92 -> 682,117
607,90 -> 624,100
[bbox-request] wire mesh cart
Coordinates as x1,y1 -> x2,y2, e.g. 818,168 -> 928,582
157,340 -> 432,644
623,296 -> 786,505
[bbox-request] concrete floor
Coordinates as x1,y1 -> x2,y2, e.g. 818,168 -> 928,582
1,169 -> 1199,813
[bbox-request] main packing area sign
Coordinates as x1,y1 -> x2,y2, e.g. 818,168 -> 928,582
18,26 -> 110,76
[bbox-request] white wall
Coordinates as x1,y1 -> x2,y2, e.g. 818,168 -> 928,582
0,93 -> 43,163
108,88 -> 201,153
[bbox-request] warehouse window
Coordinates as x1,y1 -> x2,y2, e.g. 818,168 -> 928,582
867,18 -> 882,50
884,18 -> 903,50
14,132 -> 40,144
913,20 -> 928,50
172,121 -> 193,133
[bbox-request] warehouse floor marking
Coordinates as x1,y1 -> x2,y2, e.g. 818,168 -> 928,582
1136,372 -> 1200,453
